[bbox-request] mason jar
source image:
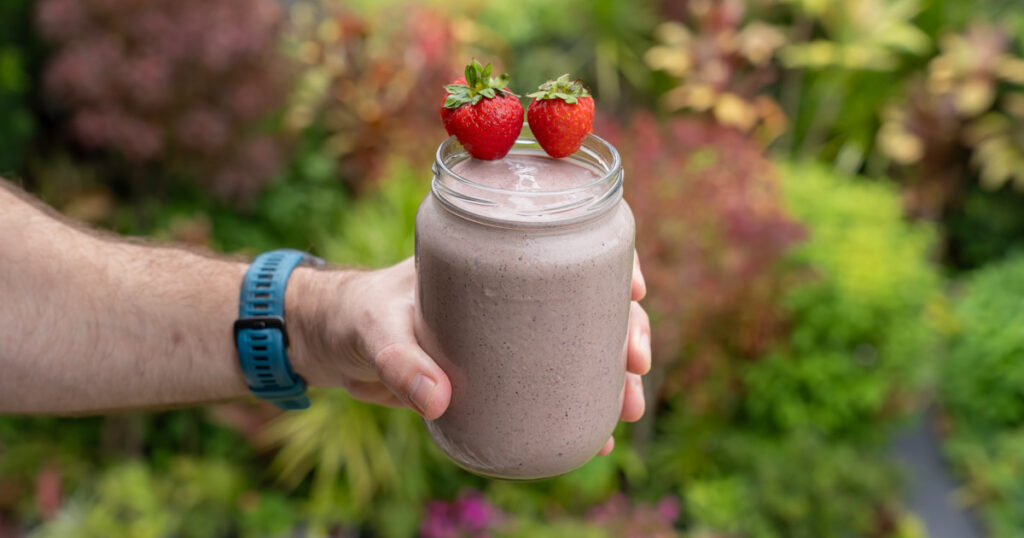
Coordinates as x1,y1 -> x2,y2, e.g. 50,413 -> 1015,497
414,126 -> 634,479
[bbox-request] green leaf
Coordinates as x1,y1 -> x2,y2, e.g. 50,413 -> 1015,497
529,72 -> 590,102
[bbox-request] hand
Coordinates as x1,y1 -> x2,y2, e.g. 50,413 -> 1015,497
598,251 -> 650,456
289,253 -> 653,455
288,259 -> 453,419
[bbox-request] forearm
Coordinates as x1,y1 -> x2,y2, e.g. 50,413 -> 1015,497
0,182 -> 293,413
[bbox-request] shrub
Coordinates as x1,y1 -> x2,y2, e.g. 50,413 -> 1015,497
644,1 -> 788,144
942,253 -> 1024,434
30,458 -> 298,538
654,426 -> 905,538
941,253 -> 1024,537
644,160 -> 942,537
611,114 -> 805,408
36,0 -> 290,200
741,161 -> 941,441
283,2 -> 462,191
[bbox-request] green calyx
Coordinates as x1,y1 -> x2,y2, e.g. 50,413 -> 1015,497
442,59 -> 514,109
526,74 -> 590,104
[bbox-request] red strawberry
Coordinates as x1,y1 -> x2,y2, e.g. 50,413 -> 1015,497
526,74 -> 595,159
440,60 -> 524,160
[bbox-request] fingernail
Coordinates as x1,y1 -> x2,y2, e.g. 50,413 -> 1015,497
409,374 -> 437,416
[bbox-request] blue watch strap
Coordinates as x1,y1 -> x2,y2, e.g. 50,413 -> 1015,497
235,249 -> 323,410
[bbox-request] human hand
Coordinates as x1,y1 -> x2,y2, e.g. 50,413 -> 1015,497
598,251 -> 650,456
288,258 -> 453,419
288,253 -> 652,453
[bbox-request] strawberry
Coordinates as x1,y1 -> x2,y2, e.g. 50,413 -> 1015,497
440,60 -> 524,160
526,74 -> 595,159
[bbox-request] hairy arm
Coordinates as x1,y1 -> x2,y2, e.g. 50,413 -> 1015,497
0,179 -> 454,416
0,183 -> 254,412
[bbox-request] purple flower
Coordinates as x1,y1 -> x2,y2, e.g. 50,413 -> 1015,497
585,494 -> 680,537
420,490 -> 504,538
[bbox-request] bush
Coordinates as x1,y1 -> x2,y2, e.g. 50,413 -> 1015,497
744,161 -> 942,441
283,1 -> 461,191
36,0 -> 291,200
613,114 -> 805,408
30,458 -> 298,538
644,160 -> 942,538
941,253 -> 1024,537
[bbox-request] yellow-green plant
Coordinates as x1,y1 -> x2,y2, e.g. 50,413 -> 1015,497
877,24 -> 1024,216
644,1 -> 788,143
779,0 -> 930,71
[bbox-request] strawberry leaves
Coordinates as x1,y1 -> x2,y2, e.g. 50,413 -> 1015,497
526,74 -> 590,104
442,59 -> 515,109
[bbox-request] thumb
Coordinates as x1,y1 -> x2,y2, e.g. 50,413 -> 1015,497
372,341 -> 452,420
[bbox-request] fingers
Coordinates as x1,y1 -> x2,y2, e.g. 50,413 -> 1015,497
627,301 -> 652,375
349,261 -> 453,420
631,250 -> 647,301
372,341 -> 452,420
619,373 -> 645,422
597,436 -> 615,456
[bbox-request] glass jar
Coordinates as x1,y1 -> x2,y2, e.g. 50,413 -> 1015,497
414,126 -> 634,479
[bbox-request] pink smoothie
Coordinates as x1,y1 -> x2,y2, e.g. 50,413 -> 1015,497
415,146 -> 634,479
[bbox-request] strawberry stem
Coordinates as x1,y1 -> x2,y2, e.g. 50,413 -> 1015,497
443,60 -> 515,109
527,74 -> 590,104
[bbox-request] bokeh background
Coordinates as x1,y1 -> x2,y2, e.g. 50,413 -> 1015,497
2,0 -> 1024,536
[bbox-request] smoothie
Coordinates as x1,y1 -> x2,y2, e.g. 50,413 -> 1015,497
415,134 -> 634,479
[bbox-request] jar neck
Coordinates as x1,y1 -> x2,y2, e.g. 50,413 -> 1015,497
431,128 -> 623,229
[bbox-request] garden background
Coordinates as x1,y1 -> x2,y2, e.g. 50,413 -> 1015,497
2,0 -> 1024,536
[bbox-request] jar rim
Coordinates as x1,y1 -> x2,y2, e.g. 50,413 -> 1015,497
431,125 -> 624,226
433,129 -> 623,197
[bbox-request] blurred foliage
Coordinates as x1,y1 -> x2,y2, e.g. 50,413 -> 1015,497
0,0 -> 38,176
614,114 -> 805,407
30,459 -> 298,538
779,0 -> 930,71
940,253 -> 1024,537
945,182 -> 1024,269
653,424 -> 909,538
747,161 -> 942,441
35,0 -> 291,201
640,162 -> 940,538
877,24 -> 1024,218
283,2 -> 463,192
457,0 -> 657,106
645,1 -> 788,143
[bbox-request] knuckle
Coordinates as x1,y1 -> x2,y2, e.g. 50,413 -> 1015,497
373,342 -> 416,381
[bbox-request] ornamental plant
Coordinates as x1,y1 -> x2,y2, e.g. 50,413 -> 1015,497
744,161 -> 942,441
877,24 -> 1024,219
610,113 -> 805,407
941,253 -> 1024,536
283,2 -> 463,190
644,0 -> 788,144
36,0 -> 291,201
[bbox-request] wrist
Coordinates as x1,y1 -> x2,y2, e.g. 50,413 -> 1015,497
284,266 -> 357,386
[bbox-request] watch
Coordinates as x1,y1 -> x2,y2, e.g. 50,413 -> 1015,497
234,249 -> 325,410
